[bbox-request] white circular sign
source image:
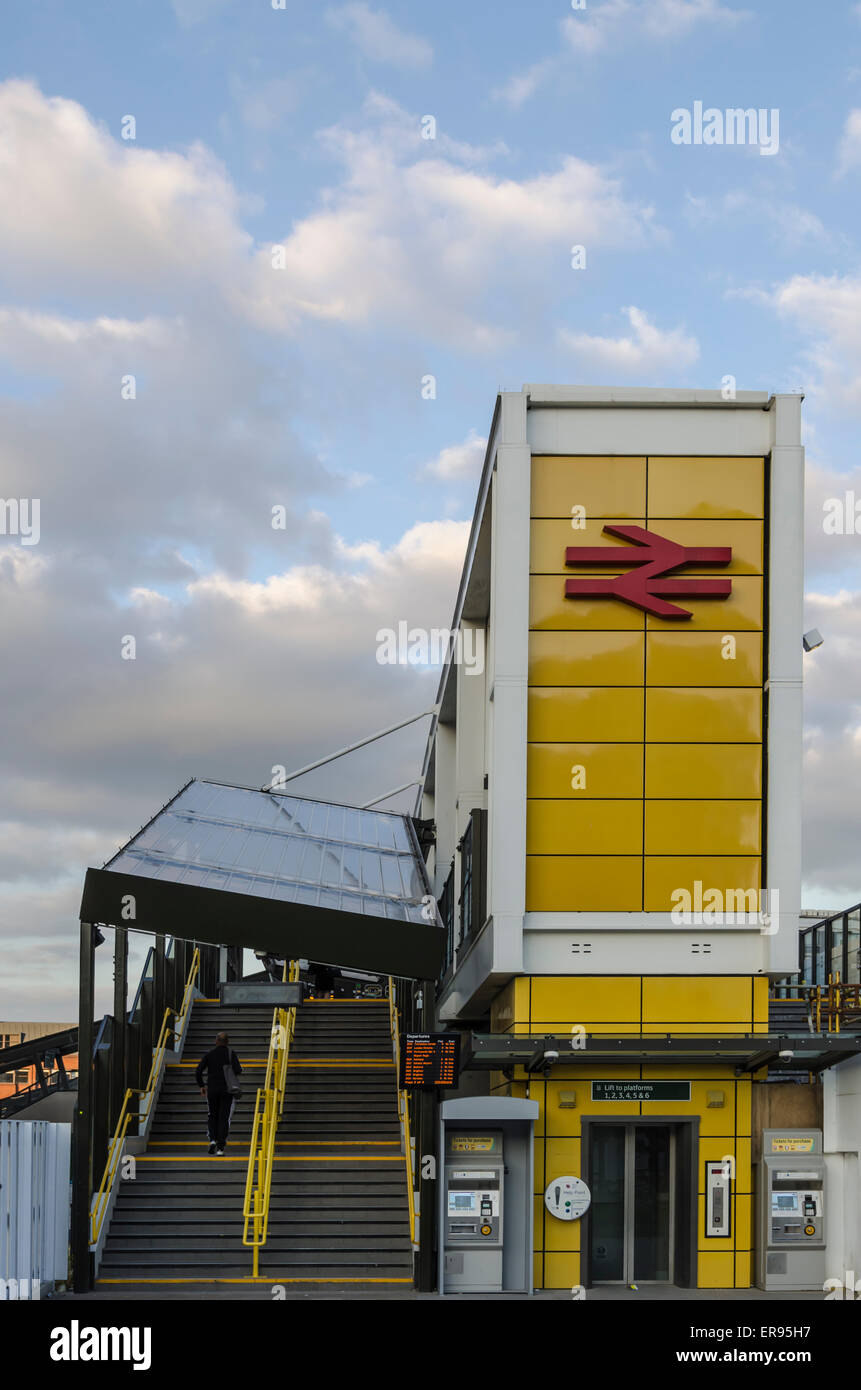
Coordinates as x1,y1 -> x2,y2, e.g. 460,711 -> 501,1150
544,1175 -> 591,1221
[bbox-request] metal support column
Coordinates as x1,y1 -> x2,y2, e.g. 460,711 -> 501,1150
72,920 -> 95,1292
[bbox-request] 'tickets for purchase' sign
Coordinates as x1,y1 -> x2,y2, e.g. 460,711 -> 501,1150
564,524 -> 733,620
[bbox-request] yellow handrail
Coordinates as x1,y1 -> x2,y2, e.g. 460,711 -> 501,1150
388,977 -> 417,1248
243,959 -> 299,1274
90,946 -> 200,1245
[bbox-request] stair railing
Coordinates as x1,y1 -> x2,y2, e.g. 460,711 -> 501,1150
243,959 -> 299,1275
388,977 -> 417,1249
90,946 -> 200,1247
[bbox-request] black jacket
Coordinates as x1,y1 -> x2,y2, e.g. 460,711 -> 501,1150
195,1044 -> 242,1094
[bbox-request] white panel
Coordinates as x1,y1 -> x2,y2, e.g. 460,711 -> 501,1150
0,1120 -> 71,1294
527,405 -> 773,457
523,930 -> 766,976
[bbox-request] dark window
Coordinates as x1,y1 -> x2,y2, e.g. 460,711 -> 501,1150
458,808 -> 487,946
439,864 -> 455,979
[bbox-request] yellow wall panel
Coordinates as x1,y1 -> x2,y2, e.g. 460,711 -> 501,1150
641,519 -> 764,575
529,686 -> 644,742
644,855 -> 761,911
527,799 -> 643,855
735,1252 -> 752,1286
645,801 -> 762,856
530,517 -> 645,572
645,577 -> 763,631
526,855 -> 643,910
534,517 -> 764,576
531,456 -> 646,518
528,743 -> 644,799
697,1252 -> 736,1288
530,976 -> 642,1024
529,575 -> 645,631
645,745 -> 762,799
529,630 -> 644,686
646,632 -> 762,687
646,688 -> 761,742
641,976 -> 755,1025
648,457 -> 764,519
542,1252 -> 581,1289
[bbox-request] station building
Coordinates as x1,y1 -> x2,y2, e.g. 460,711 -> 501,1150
419,385 -> 822,1290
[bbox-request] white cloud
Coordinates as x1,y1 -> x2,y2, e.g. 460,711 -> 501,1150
0,81 -> 660,352
421,431 -> 487,482
682,190 -> 838,252
836,108 -> 861,175
558,305 -> 700,374
325,3 -> 433,67
259,94 -> 662,347
763,273 -> 861,412
498,0 -> 749,106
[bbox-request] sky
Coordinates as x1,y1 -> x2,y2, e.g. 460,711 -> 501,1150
2,0 -> 861,1017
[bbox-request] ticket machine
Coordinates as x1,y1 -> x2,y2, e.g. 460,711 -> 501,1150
443,1130 -> 504,1293
756,1128 -> 826,1291
438,1096 -> 538,1296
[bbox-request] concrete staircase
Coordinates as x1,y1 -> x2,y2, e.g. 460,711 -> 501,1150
96,996 -> 413,1286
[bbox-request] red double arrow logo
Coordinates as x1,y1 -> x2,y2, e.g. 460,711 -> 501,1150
564,525 -> 732,620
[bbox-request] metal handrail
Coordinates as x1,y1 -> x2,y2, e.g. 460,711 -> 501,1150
243,960 -> 299,1275
388,977 -> 417,1248
90,947 -> 200,1246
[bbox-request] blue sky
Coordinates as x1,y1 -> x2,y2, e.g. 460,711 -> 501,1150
2,0 -> 861,1014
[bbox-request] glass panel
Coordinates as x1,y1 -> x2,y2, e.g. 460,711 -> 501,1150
590,1126 -> 626,1281
847,911 -> 860,984
634,1128 -> 671,1281
802,932 -> 813,984
831,917 -> 845,982
814,927 -> 826,985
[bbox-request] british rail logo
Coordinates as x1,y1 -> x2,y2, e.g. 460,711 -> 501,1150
564,524 -> 733,620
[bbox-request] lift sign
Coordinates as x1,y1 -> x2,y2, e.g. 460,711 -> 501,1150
402,1033 -> 460,1087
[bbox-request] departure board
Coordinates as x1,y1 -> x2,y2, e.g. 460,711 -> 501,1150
402,1033 -> 460,1087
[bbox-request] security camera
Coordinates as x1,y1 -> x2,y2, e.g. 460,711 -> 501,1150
543,1050 -> 560,1064
778,1049 -> 794,1062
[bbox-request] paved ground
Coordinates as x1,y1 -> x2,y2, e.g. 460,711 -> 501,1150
52,1284 -> 827,1301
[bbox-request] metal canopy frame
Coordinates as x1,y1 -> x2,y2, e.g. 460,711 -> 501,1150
80,866 -> 444,980
465,1032 -> 861,1075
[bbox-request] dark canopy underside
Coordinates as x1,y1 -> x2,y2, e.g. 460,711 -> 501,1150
80,779 -> 444,980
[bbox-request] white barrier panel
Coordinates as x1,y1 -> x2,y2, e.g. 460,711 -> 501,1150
0,1120 -> 71,1298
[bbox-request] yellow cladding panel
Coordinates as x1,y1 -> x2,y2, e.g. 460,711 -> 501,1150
646,632 -> 762,687
645,801 -> 762,856
735,1253 -> 752,1286
697,1252 -> 735,1289
646,688 -> 762,742
644,856 -> 760,911
529,631 -> 644,686
530,575 -> 645,631
490,978 -> 529,1032
645,577 -> 763,631
753,976 -> 769,1029
531,518 -> 646,573
642,976 -> 756,1025
526,856 -> 642,910
530,576 -> 763,633
541,1253 -> 581,1290
531,456 -> 646,518
534,518 -> 764,576
529,687 -> 644,742
645,745 -> 762,799
530,976 -> 641,1025
648,457 -> 764,519
528,743 -> 644,799
527,799 -> 643,855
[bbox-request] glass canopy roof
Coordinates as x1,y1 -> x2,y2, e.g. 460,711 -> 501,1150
104,779 -> 430,923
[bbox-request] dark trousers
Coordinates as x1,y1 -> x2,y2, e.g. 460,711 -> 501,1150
207,1092 -> 235,1149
